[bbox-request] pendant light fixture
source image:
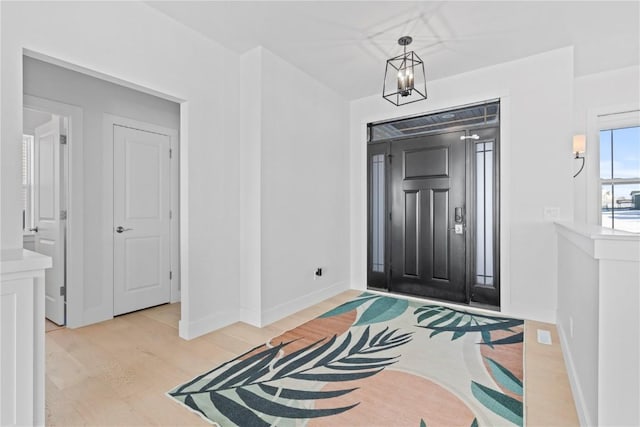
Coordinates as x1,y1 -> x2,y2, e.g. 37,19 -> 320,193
383,36 -> 427,106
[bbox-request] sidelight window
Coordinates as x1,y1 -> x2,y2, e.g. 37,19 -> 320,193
475,141 -> 494,285
371,154 -> 385,272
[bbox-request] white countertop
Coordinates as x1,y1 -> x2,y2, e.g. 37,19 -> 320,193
1,249 -> 52,274
555,221 -> 640,241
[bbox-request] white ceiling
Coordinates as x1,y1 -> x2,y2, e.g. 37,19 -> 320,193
147,1 -> 640,100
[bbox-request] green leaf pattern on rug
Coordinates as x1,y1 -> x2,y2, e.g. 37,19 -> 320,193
318,294 -> 378,319
354,296 -> 409,326
484,357 -> 523,395
320,293 -> 409,326
168,325 -> 412,426
414,305 -> 523,344
470,355 -> 523,426
471,381 -> 523,426
169,294 -> 525,426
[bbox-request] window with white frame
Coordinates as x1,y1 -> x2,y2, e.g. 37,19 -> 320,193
600,125 -> 640,233
22,134 -> 35,231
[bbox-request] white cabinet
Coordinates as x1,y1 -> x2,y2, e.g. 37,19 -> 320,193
1,249 -> 51,426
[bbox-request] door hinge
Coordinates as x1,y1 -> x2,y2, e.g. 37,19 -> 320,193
60,210 -> 67,220
60,286 -> 66,297
169,210 -> 172,219
169,271 -> 173,280
169,148 -> 173,158
387,153 -> 392,163
60,135 -> 67,145
389,212 -> 392,221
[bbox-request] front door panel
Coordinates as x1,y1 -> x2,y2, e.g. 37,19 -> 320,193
390,131 -> 467,302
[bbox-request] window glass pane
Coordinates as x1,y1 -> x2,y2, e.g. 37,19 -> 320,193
600,130 -> 612,180
612,127 -> 640,179
476,141 -> 494,286
612,183 -> 640,233
369,102 -> 499,142
485,142 -> 494,285
371,154 -> 385,272
601,125 -> 640,232
601,184 -> 614,229
476,146 -> 485,284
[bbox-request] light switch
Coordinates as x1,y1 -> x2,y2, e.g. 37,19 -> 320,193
543,207 -> 560,221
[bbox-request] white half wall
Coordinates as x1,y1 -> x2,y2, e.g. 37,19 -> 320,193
556,222 -> 640,427
0,2 -> 241,339
349,47 -> 575,323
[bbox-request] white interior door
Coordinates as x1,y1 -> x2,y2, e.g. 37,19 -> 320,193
34,117 -> 65,325
113,125 -> 171,316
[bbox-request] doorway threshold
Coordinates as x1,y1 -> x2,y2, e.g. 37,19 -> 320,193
366,287 -> 501,314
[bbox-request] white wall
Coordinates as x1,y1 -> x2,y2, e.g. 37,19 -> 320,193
572,65 -> 640,223
1,2 -> 241,339
238,47 -> 351,326
23,56 -> 180,324
350,47 -> 575,323
238,47 -> 263,326
259,48 -> 351,323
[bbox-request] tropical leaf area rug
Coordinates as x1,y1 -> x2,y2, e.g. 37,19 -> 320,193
167,293 -> 525,427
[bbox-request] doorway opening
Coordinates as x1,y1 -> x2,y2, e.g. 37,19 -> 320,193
23,54 -> 181,329
22,107 -> 69,326
366,101 -> 501,308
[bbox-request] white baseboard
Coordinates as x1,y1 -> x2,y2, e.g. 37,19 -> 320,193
239,308 -> 261,327
260,280 -> 350,327
556,319 -> 592,427
179,308 -> 239,340
506,304 -> 557,324
178,280 -> 350,339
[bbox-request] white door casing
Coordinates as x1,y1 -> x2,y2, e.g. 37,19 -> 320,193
113,125 -> 171,315
34,117 -> 66,325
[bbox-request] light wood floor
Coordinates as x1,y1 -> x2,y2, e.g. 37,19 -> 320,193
45,291 -> 579,426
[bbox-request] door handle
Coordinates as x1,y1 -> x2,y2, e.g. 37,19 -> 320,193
29,226 -> 38,233
115,226 -> 133,233
455,207 -> 464,223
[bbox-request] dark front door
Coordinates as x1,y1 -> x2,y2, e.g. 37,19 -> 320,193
390,130 -> 467,302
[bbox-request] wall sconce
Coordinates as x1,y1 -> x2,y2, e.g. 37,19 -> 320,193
573,134 -> 586,178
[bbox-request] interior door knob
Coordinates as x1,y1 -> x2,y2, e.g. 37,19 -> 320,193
115,226 -> 133,233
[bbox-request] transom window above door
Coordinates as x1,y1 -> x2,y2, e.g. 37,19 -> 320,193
368,102 -> 499,143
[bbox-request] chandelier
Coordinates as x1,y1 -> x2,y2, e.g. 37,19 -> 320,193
383,36 -> 428,106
